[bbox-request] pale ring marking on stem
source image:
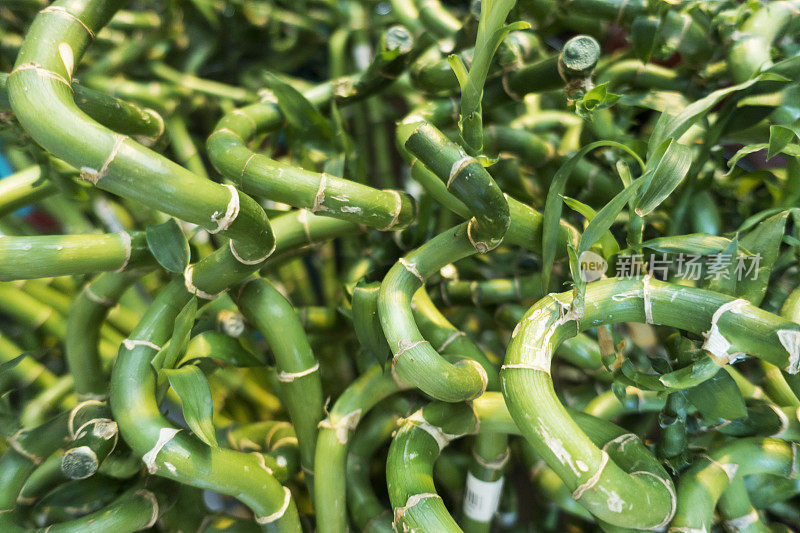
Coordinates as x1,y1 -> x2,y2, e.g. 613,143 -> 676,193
318,409 -> 362,445
276,361 -> 320,382
572,450 -> 608,500
142,427 -> 181,474
255,486 -> 291,524
378,190 -> 404,231
10,62 -> 72,89
208,184 -> 241,234
113,230 -> 132,272
80,133 -> 127,184
398,258 -> 424,284
183,264 -> 220,300
39,6 -> 95,38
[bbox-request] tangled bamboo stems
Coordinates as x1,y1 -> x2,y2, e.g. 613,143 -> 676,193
1,0 -> 800,531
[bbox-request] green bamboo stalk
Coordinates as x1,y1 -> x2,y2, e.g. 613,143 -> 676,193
110,280 -> 302,531
333,26 -> 415,104
596,60 -> 689,92
387,402 -> 479,532
503,276 -> 800,528
207,97 -> 415,232
65,271 -> 140,399
1,72 -> 164,141
0,402 -> 104,525
7,0 -> 276,299
415,0 -> 461,38
0,331 -> 61,392
61,414 -> 118,480
149,62 -> 255,103
0,166 -> 54,218
378,223 -> 490,401
165,113 -> 208,179
411,31 -> 535,95
671,438 -> 799,530
236,277 -> 323,484
314,365 -> 405,533
412,287 -> 500,391
18,452 -> 67,504
0,232 -> 151,280
346,403 -> 411,532
405,121 -> 509,251
225,421 -> 300,482
437,272 -> 545,307
717,475 -> 771,533
461,433 -> 508,532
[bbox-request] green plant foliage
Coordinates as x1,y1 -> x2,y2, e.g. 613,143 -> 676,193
1,1 -> 800,531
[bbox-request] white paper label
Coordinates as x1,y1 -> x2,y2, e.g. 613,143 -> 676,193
463,472 -> 504,522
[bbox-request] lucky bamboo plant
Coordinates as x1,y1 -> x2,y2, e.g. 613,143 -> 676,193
1,0 -> 800,531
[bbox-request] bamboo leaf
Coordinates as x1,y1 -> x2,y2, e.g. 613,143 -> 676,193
574,83 -> 620,118
264,73 -> 333,144
649,73 -> 788,158
726,143 -> 767,174
707,236 -> 740,295
145,218 -> 190,273
633,234 -> 736,255
685,369 -> 746,421
178,331 -> 264,369
562,196 -> 620,258
164,365 -> 218,448
736,207 -> 789,233
631,15 -> 661,63
447,54 -> 469,93
579,177 -> 646,256
768,122 -> 800,160
728,142 -> 800,174
736,210 -> 790,306
152,297 -> 198,374
635,138 -> 692,216
542,141 -> 643,293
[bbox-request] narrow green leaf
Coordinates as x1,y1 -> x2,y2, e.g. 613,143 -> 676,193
574,83 -> 620,118
447,54 -> 470,93
631,15 -> 661,63
484,21 -> 532,71
562,196 -> 620,258
707,236 -> 740,295
726,143 -> 767,175
633,233 -> 735,255
728,142 -> 800,175
179,331 -> 264,369
736,210 -> 790,306
264,73 -> 333,143
476,154 -> 500,167
635,138 -> 692,216
164,365 -> 218,448
736,207 -> 789,233
616,160 -> 633,190
619,91 -> 689,112
0,354 -> 25,383
685,368 -> 746,421
579,177 -> 646,256
541,141 -> 644,293
145,219 -> 190,273
768,122 -> 800,160
649,73 -> 788,158
152,297 -> 198,374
